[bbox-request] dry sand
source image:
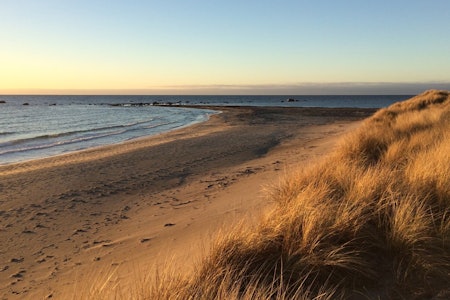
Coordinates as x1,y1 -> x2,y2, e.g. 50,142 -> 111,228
0,106 -> 376,299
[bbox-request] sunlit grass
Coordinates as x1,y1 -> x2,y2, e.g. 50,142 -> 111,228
90,90 -> 450,299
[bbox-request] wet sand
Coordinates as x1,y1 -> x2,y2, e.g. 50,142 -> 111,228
0,106 -> 376,299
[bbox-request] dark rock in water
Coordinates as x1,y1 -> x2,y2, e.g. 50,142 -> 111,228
23,102 -> 30,106
0,100 -> 6,104
287,98 -> 295,102
110,102 -> 154,107
152,101 -> 160,106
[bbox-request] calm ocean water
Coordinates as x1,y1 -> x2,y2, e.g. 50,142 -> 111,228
0,95 -> 411,165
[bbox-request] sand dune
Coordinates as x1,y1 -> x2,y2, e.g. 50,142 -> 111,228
142,91 -> 449,299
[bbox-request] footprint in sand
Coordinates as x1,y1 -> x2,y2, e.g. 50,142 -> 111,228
1,266 -> 9,272
10,270 -> 26,278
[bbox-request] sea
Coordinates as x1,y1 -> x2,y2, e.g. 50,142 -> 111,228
0,95 -> 411,165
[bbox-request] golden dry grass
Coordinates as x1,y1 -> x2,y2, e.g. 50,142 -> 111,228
94,90 -> 450,299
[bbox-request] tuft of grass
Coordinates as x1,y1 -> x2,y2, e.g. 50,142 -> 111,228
92,90 -> 450,299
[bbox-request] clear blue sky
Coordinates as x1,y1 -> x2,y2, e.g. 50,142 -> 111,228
1,0 -> 449,94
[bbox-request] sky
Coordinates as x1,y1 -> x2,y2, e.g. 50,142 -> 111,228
0,0 -> 449,95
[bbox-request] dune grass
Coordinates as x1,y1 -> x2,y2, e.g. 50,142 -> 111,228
96,90 -> 450,299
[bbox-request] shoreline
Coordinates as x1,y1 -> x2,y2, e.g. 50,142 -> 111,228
0,106 -> 376,299
0,109 -> 224,175
0,106 -> 219,167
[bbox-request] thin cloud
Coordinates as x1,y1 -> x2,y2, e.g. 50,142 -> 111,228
1,82 -> 449,95
144,82 -> 450,95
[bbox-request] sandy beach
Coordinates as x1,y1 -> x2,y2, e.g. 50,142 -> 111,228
0,106 -> 376,299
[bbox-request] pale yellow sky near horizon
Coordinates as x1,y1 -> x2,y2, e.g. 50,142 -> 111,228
1,1 -> 449,95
